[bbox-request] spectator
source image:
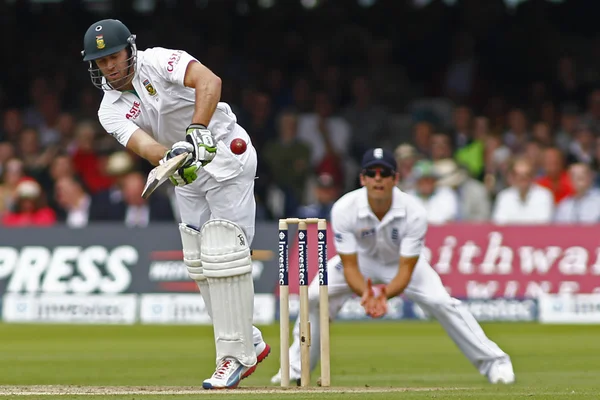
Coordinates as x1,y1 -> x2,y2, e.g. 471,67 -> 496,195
492,157 -> 554,225
555,103 -> 580,152
1,108 -> 23,142
531,121 -> 554,147
536,147 -> 574,204
120,172 -> 174,227
503,108 -> 530,153
482,129 -> 509,192
434,158 -> 491,222
566,123 -> 597,165
263,110 -> 312,208
0,158 -> 26,216
0,142 -> 15,177
296,173 -> 340,220
411,121 -> 434,159
2,180 -> 56,226
522,139 -> 545,178
343,75 -> 390,159
54,176 -> 91,228
449,104 -> 473,149
297,91 -> 350,185
71,120 -> 114,194
89,151 -> 135,222
430,132 -> 453,162
554,163 -> 600,224
455,115 -> 487,179
394,143 -> 420,193
408,160 -> 458,225
580,88 -> 600,133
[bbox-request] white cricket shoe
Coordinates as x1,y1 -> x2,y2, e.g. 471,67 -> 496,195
203,357 -> 245,389
487,360 -> 515,384
203,341 -> 271,389
241,341 -> 271,380
270,369 -> 302,386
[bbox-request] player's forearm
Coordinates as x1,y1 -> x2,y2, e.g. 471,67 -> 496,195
343,266 -> 368,297
126,129 -> 168,166
140,143 -> 169,166
191,77 -> 221,126
385,257 -> 418,299
384,269 -> 412,299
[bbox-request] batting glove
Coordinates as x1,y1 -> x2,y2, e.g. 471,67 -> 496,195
186,124 -> 217,166
160,142 -> 200,186
162,141 -> 194,167
169,161 -> 202,186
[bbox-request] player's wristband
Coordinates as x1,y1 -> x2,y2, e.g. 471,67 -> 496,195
187,123 -> 207,130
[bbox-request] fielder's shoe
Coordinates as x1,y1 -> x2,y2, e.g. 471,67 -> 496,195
487,360 -> 515,384
241,340 -> 271,380
269,369 -> 302,386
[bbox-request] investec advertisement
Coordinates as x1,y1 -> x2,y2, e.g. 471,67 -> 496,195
0,223 -> 599,323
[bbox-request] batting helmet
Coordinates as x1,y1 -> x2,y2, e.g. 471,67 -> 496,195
81,19 -> 137,90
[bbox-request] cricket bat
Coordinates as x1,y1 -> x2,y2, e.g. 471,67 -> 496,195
142,152 -> 189,199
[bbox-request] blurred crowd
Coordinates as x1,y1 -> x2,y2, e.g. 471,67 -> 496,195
1,0 -> 600,227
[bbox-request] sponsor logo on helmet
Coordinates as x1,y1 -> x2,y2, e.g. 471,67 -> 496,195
143,79 -> 157,96
96,35 -> 105,49
126,101 -> 141,120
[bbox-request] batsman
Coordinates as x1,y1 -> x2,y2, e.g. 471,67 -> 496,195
81,19 -> 270,389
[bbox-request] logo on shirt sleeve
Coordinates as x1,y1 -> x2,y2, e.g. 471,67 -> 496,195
166,51 -> 183,72
334,233 -> 343,242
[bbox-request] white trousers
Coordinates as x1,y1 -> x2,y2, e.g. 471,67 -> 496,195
175,137 -> 263,353
175,138 -> 257,242
286,255 -> 510,377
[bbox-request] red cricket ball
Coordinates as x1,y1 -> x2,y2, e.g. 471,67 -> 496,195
230,138 -> 247,155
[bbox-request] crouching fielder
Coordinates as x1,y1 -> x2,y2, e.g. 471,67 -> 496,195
272,148 -> 515,385
81,19 -> 270,389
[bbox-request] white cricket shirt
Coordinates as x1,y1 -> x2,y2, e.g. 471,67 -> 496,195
332,187 -> 428,268
97,47 -> 251,181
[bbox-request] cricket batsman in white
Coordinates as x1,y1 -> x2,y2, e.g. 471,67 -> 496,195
81,19 -> 270,389
272,148 -> 515,385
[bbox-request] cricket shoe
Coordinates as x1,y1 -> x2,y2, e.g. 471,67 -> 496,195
203,357 -> 245,389
269,369 -> 302,386
487,360 -> 515,384
203,341 -> 271,389
241,340 -> 271,380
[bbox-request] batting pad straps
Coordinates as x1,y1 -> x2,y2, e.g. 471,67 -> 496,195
178,223 -> 204,280
200,220 -> 252,278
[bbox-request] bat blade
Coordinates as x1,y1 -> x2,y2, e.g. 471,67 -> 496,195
142,152 -> 189,199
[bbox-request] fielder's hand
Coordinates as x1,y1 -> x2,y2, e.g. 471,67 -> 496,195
360,278 -> 387,319
186,124 -> 217,166
160,143 -> 201,186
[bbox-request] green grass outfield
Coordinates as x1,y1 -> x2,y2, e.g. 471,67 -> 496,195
0,322 -> 598,399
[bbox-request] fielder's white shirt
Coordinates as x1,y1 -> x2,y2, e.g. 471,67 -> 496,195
97,47 -> 251,182
492,184 -> 554,225
332,187 -> 427,268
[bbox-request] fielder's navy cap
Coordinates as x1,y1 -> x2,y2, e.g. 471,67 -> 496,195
361,148 -> 397,171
